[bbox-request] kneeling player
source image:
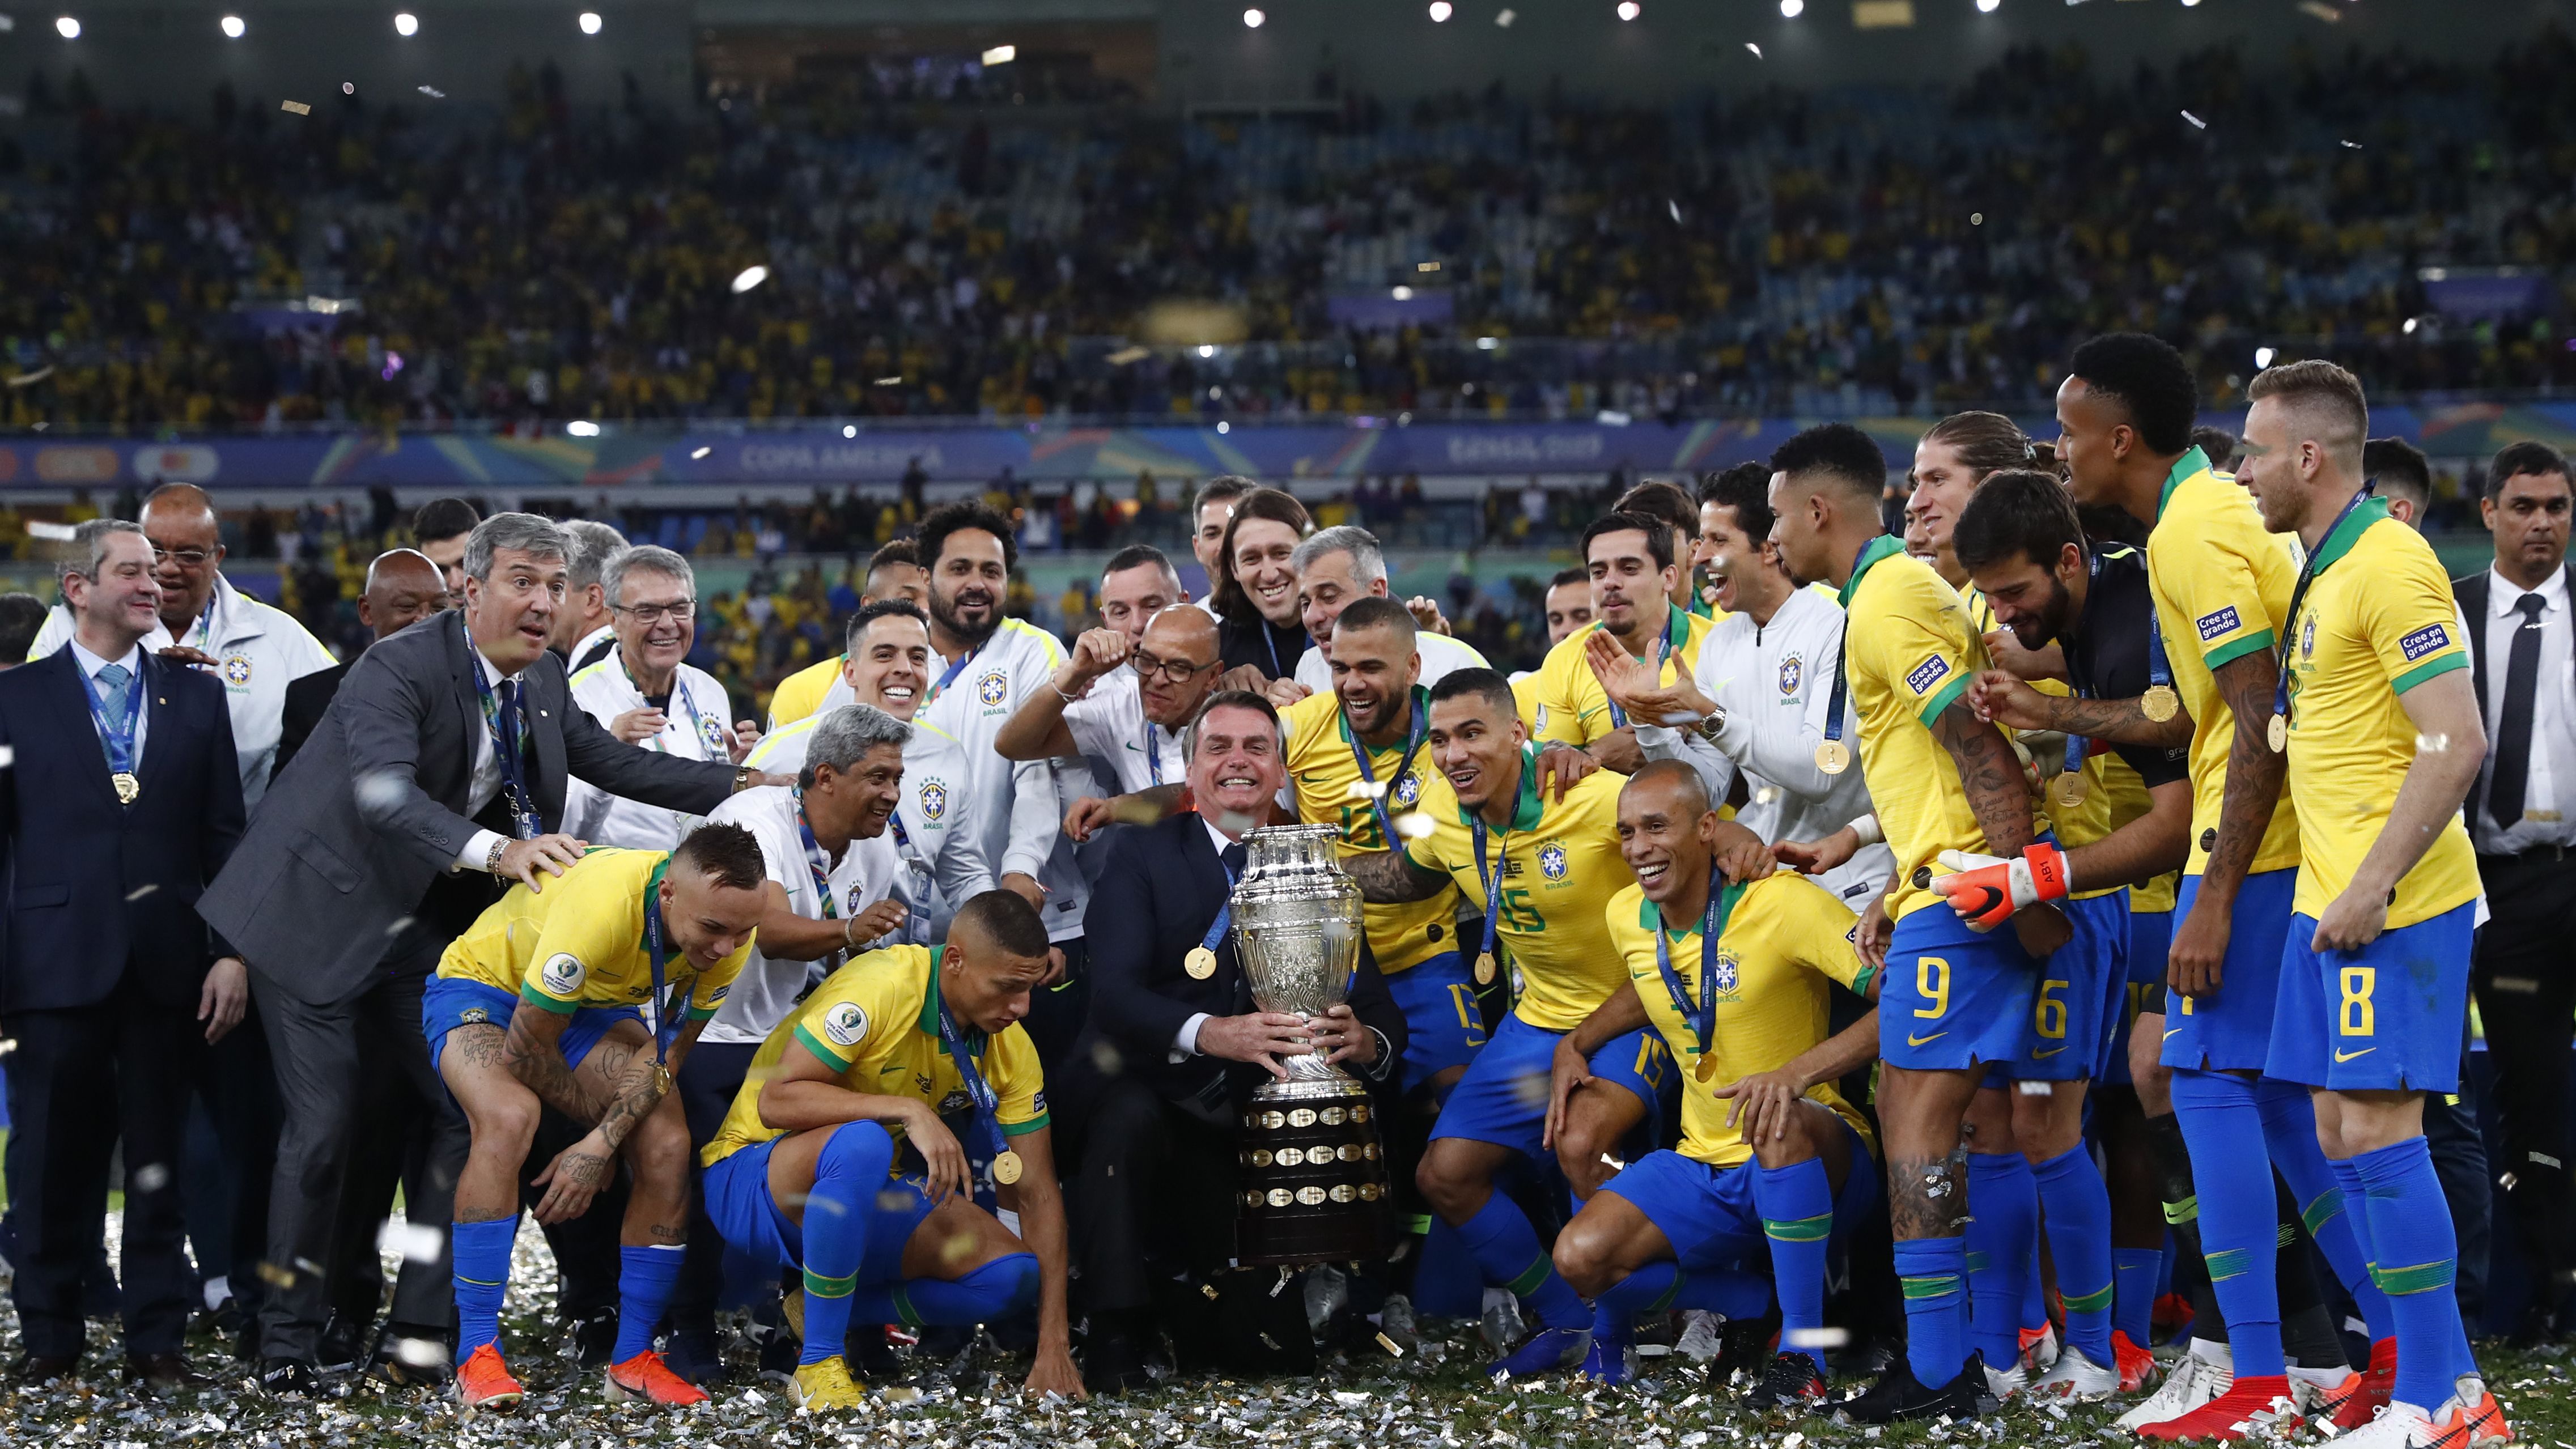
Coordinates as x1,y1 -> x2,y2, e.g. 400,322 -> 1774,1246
425,827 -> 767,1410
699,889 -> 1081,1407
1550,762 -> 1883,1409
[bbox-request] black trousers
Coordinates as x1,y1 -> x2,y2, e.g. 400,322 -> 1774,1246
1060,1072 -> 1242,1316
2470,849 -> 2576,1313
180,1000 -> 280,1319
323,984 -> 454,1346
253,956 -> 464,1362
2,982 -> 205,1358
668,1039 -> 761,1334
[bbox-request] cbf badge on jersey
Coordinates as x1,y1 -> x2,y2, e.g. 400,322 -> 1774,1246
919,778 -> 949,822
977,671 -> 1009,708
222,654 -> 253,687
1778,654 -> 1803,696
1392,771 -> 1421,808
1538,842 -> 1569,882
698,714 -> 730,756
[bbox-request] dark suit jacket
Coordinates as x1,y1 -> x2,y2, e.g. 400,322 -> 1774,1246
198,609 -> 738,1006
2453,562 -> 2576,830
0,648 -> 245,1014
1085,810 -> 1405,1121
271,657 -> 350,785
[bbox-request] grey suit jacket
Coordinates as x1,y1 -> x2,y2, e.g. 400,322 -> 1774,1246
198,610 -> 738,1005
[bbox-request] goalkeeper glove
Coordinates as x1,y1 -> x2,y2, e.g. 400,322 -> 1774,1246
1931,844 -> 2072,932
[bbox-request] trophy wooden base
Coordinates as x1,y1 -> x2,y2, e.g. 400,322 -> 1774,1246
1234,1075 -> 1391,1267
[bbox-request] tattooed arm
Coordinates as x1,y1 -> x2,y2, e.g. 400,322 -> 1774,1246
2167,651 -> 2288,996
1967,669 -> 2195,750
1930,698 -> 2069,955
1345,847 -> 1454,904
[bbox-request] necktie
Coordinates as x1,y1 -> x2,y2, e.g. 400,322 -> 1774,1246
496,679 -> 527,764
2490,593 -> 2547,830
1221,842 -> 1247,877
95,662 -> 131,721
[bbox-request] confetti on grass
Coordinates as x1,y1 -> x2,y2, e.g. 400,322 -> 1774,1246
281,100 -> 311,115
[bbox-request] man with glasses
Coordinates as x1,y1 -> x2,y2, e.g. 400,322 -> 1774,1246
997,579 -> 1223,795
31,484 -> 336,811
567,546 -> 763,850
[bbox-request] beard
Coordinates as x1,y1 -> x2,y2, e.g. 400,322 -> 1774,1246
927,581 -> 1001,649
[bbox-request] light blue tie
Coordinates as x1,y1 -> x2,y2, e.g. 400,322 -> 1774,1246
95,662 -> 131,721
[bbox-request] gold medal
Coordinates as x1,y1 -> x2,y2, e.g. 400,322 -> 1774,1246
1693,1053 -> 1718,1083
651,1062 -> 673,1097
2056,771 -> 2090,809
2267,713 -> 2288,753
2141,685 -> 2179,723
992,1150 -> 1024,1186
1474,951 -> 1496,985
1185,946 -> 1217,980
112,771 -> 139,804
1814,740 -> 1852,775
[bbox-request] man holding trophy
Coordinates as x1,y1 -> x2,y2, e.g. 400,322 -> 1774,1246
1068,690 -> 1411,1390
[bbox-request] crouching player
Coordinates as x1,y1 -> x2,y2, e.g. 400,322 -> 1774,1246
698,889 -> 1083,1408
1550,762 -> 1884,1409
427,828 -> 769,1410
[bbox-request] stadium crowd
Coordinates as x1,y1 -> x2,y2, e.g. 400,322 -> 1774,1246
5,35 -> 2576,434
0,332 -> 2571,1449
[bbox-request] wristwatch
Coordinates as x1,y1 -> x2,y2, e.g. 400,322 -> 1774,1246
1691,705 -> 1729,746
734,765 -> 754,792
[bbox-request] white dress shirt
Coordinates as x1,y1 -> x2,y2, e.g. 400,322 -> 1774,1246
701,784 -> 903,1045
1635,586 -> 1893,907
2474,564 -> 2576,853
456,639 -> 534,872
66,636 -> 149,772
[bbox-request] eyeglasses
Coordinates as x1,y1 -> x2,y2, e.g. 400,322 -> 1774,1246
150,545 -> 215,568
614,601 -> 697,624
1132,650 -> 1219,685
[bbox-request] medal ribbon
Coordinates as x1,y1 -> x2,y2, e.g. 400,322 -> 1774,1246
792,787 -> 840,921
641,860 -> 692,1075
1348,690 -> 1429,847
935,987 -> 1009,1163
468,636 -> 541,838
2272,484 -> 2383,732
78,655 -> 145,781
188,589 -> 221,656
1145,720 -> 1164,787
1470,816 -> 1513,962
1650,872 -> 1737,1062
924,641 -> 986,706
1821,535 -> 1908,757
1202,847 -> 1244,957
1602,612 -> 1675,730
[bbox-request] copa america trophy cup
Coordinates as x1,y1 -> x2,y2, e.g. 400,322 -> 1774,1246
1228,823 -> 1393,1265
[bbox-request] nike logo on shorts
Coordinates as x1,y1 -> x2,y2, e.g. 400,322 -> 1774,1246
1907,1031 -> 1948,1047
2032,1046 -> 2068,1059
2334,1047 -> 2376,1063
2163,1029 -> 2184,1040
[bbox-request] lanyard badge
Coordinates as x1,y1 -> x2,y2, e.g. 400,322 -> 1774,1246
1650,872 -> 1738,1082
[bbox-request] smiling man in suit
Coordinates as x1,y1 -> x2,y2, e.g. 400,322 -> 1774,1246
1064,689 -> 1407,1389
198,512 -> 791,1393
0,519 -> 248,1389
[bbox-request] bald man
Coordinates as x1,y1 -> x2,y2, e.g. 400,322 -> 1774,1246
31,484 -> 338,809
996,602 -> 1224,793
271,549 -> 451,783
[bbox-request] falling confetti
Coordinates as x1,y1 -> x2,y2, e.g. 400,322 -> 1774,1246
875,375 -> 905,385
3,366 -> 53,388
2181,110 -> 2206,129
418,84 -> 446,98
2017,1079 -> 2053,1095
378,1218 -> 445,1263
280,100 -> 312,116
1346,778 -> 1387,800
26,520 -> 75,539
2341,139 -> 2363,148
690,444 -> 712,459
1667,199 -> 1682,224
1745,42 -> 1762,57
131,1163 -> 171,1192
1785,1327 -> 1850,1349
1394,811 -> 1436,840
124,882 -> 159,902
2416,733 -> 2451,754
341,81 -> 355,94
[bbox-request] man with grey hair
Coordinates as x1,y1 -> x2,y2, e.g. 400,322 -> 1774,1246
555,520 -> 630,668
667,704 -> 914,1378
29,519 -> 178,660
199,511 -> 789,1391
1289,525 -> 1487,695
566,545 -> 761,850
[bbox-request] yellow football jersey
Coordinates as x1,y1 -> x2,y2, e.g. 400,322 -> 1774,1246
1523,603 -> 1719,748
1962,585 -> 2119,899
2283,503 -> 2479,928
2146,449 -> 2303,878
766,653 -> 843,729
702,946 -> 1049,1168
1841,539 -> 2008,921
437,847 -> 752,1019
1282,687 -> 1462,974
1402,748 -> 1630,1031
1605,874 -> 1877,1168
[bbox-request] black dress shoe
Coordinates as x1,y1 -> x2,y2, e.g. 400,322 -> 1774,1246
9,1353 -> 77,1384
125,1353 -> 211,1392
1084,1327 -> 1152,1395
255,1357 -> 320,1397
366,1327 -> 454,1388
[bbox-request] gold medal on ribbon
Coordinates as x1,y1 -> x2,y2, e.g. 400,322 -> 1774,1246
1474,951 -> 1496,985
2141,685 -> 2179,723
992,1150 -> 1024,1186
651,1062 -> 673,1097
112,772 -> 139,804
1814,740 -> 1852,775
1692,1053 -> 1718,1083
2267,713 -> 2288,753
1185,946 -> 1217,980
2056,771 -> 2090,809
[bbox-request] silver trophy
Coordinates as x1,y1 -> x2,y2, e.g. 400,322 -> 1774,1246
1228,823 -> 1391,1264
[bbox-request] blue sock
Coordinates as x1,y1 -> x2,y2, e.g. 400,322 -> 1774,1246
1755,1158 -> 1836,1370
2022,1238 -> 2049,1340
451,1217 -> 519,1358
851,1253 -> 1039,1327
1964,1153 -> 2035,1371
1894,1236 -> 1969,1387
612,1244 -> 685,1362
2032,1145 -> 2116,1363
2324,1154 -> 2401,1348
799,1122 -> 896,1365
1411,1217 -> 1483,1319
2352,1137 -> 2475,1411
1593,1260 -> 1774,1320
2256,1080 -> 2396,1344
2170,1069 -> 2285,1378
1454,1191 -> 1587,1331
2114,1247 -> 2164,1347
